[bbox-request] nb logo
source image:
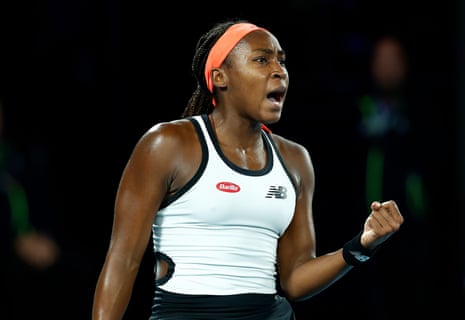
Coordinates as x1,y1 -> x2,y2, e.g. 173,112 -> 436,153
265,186 -> 287,199
349,250 -> 371,262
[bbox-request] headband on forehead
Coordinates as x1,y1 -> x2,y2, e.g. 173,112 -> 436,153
204,23 -> 266,96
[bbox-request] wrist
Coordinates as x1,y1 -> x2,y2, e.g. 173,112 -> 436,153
342,231 -> 377,266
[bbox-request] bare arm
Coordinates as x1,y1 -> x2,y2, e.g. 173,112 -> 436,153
275,137 -> 404,301
92,120 -> 197,320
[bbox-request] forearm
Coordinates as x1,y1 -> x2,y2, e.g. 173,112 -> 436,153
283,248 -> 353,301
92,258 -> 139,320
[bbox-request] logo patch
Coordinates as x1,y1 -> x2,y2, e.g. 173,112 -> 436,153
216,181 -> 241,193
265,186 -> 287,199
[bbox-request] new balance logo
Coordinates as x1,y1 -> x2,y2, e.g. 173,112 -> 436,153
349,250 -> 371,262
265,186 -> 287,199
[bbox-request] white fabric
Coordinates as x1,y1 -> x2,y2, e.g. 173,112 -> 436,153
152,115 -> 296,295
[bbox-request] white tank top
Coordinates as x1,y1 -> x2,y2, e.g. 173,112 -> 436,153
152,114 -> 296,295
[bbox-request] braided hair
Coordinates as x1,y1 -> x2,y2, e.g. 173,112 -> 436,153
181,18 -> 249,118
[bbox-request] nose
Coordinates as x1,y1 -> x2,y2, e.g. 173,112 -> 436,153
272,69 -> 287,82
271,61 -> 287,79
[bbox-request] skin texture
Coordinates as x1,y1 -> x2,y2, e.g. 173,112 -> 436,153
92,29 -> 404,320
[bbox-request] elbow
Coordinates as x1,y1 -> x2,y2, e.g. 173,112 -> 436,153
279,278 -> 319,302
281,286 -> 318,302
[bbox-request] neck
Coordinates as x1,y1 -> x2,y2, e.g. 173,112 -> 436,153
208,113 -> 263,150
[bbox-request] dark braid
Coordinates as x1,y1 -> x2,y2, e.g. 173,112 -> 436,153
181,18 -> 249,118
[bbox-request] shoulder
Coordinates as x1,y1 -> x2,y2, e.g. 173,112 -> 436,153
269,133 -> 312,164
138,118 -> 197,149
118,118 -> 204,199
129,118 -> 200,166
268,132 -> 314,190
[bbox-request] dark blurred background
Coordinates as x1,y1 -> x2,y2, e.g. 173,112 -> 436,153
0,0 -> 464,319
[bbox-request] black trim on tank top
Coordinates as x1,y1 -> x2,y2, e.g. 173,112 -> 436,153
263,130 -> 298,194
158,117 -> 209,209
200,113 -> 273,176
154,251 -> 175,286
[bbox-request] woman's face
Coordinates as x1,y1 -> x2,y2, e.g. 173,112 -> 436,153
218,30 -> 289,125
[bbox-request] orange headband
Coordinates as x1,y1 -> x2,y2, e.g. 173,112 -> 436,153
204,23 -> 266,95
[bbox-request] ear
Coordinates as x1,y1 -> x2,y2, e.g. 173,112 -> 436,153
211,68 -> 227,89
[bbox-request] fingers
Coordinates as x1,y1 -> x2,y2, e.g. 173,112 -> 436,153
368,200 -> 404,232
362,200 -> 404,248
370,201 -> 383,210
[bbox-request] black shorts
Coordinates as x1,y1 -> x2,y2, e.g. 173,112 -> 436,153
150,287 -> 295,320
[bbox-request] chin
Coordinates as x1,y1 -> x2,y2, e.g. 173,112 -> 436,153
264,115 -> 281,125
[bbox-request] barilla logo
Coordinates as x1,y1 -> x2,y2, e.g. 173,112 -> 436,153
216,182 -> 240,193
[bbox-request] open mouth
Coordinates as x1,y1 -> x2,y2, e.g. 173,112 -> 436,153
267,88 -> 286,102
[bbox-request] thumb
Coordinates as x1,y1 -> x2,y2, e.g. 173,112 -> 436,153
370,201 -> 382,211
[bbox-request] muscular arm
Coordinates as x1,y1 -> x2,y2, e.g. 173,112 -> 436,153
275,136 -> 404,301
92,120 -> 198,320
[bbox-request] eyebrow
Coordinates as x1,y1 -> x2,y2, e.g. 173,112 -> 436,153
254,48 -> 286,56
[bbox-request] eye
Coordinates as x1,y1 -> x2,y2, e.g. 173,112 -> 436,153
278,53 -> 287,66
254,56 -> 268,64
